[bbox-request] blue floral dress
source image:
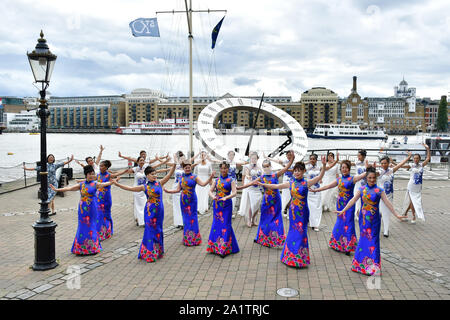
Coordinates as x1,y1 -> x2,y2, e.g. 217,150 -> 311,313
228,162 -> 237,180
329,174 -> 358,253
207,175 -> 239,257
352,184 -> 383,276
255,173 -> 285,248
180,173 -> 202,246
96,171 -> 112,241
138,180 -> 165,262
35,161 -> 65,202
72,180 -> 102,255
281,177 -> 310,268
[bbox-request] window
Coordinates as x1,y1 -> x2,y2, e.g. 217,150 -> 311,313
346,105 -> 352,118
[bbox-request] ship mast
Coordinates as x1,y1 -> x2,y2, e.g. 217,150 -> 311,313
157,1 -> 226,158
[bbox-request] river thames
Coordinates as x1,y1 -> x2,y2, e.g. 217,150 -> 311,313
0,132 -> 397,183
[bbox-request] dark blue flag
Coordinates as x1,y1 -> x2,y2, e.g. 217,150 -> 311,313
211,16 -> 225,49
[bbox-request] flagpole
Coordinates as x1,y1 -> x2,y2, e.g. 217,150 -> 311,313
156,3 -> 227,159
186,0 -> 194,159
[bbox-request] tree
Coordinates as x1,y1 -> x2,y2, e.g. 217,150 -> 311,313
437,95 -> 448,132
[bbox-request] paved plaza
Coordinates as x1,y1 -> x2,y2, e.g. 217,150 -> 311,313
0,177 -> 449,300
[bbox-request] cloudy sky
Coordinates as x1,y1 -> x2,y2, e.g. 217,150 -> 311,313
1,0 -> 449,101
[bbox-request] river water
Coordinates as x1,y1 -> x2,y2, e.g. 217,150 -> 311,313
0,132 -> 396,183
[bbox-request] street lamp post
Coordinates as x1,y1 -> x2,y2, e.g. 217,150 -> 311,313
27,30 -> 58,271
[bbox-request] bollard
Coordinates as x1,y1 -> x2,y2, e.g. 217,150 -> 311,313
128,161 -> 132,179
23,161 -> 27,187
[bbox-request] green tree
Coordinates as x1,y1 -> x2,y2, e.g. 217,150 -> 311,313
437,95 -> 448,132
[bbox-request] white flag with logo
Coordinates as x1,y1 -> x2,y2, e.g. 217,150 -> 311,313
129,18 -> 160,37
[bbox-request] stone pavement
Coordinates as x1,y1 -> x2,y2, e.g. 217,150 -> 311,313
0,178 -> 449,300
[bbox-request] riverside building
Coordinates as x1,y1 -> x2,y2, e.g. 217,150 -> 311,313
11,82 -> 431,134
300,87 -> 339,132
127,90 -> 303,130
47,95 -> 126,131
341,77 -> 426,134
341,76 -> 369,126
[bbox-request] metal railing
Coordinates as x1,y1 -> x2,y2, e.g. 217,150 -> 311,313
306,148 -> 450,180
0,157 -> 132,195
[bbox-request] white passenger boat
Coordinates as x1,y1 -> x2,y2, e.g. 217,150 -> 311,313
116,118 -> 190,135
307,124 -> 388,140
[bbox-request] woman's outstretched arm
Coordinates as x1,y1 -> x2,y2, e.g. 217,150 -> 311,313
50,183 -> 80,193
160,164 -> 177,186
335,190 -> 361,216
113,181 -> 144,192
313,180 -> 338,192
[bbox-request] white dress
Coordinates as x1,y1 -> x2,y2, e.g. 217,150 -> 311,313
402,163 -> 425,221
281,159 -> 294,213
93,163 -> 100,175
133,164 -> 148,226
238,173 -> 250,217
244,164 -> 263,216
378,168 -> 394,235
306,164 -> 322,228
321,163 -> 339,211
172,166 -> 184,226
354,161 -> 367,214
195,161 -> 212,214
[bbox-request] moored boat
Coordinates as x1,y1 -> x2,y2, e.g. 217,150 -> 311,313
116,118 -> 190,135
307,124 -> 387,140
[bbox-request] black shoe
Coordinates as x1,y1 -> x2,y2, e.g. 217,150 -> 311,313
49,212 -> 56,216
345,252 -> 351,256
383,232 -> 389,238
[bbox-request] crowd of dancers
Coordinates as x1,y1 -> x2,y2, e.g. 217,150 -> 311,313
29,143 -> 432,276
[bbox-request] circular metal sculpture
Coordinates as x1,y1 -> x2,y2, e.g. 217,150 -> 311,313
195,97 -> 308,162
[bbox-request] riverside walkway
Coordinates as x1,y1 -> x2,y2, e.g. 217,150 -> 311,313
0,178 -> 449,300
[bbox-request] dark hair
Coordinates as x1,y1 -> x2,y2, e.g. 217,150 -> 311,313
262,159 -> 271,167
341,160 -> 352,170
366,166 -> 377,176
47,154 -> 55,163
83,165 -> 95,176
144,166 -> 156,176
249,152 -> 259,159
327,152 -> 335,159
181,160 -> 192,168
136,156 -> 144,163
358,149 -> 367,158
293,161 -> 306,172
380,156 -> 390,164
101,160 -> 112,169
414,153 -> 421,160
309,154 -> 318,160
85,156 -> 93,163
220,161 -> 230,169
177,151 -> 184,158
139,150 -> 146,156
